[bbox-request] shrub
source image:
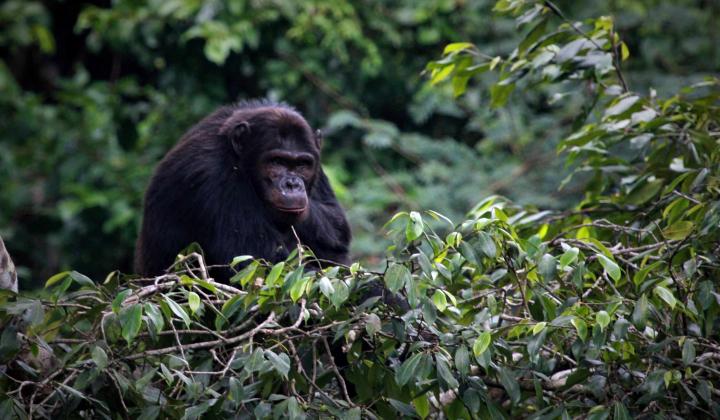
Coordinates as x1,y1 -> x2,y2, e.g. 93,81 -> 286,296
1,1 -> 719,418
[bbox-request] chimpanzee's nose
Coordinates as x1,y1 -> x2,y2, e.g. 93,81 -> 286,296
283,177 -> 303,191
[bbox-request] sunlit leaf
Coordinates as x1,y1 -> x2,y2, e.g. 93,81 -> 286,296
572,317 -> 588,341
473,332 -> 492,356
532,322 -> 547,335
163,295 -> 191,328
654,285 -> 677,309
187,292 -> 200,314
443,42 -> 474,55
596,310 -> 610,331
406,211 -> 424,241
432,290 -> 448,312
596,254 -> 621,282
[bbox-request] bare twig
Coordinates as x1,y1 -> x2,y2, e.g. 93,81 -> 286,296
125,312 -> 277,360
321,337 -> 354,406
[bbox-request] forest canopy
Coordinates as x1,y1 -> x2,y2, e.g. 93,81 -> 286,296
1,0 -> 719,419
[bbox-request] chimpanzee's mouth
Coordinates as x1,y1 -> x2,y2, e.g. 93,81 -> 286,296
276,206 -> 306,214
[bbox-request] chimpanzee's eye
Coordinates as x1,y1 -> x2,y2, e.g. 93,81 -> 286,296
296,159 -> 313,169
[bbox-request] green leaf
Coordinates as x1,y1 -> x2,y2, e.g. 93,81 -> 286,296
432,290 -> 448,312
283,266 -> 304,295
476,231 -> 497,258
289,276 -> 310,302
138,406 -> 161,420
318,276 -> 334,298
571,317 -> 588,341
490,82 -> 515,108
442,290 -> 458,306
144,303 -> 165,333
654,285 -> 677,309
266,262 -> 285,287
459,241 -> 479,265
120,304 -> 143,344
455,345 -> 470,376
91,346 -> 108,369
498,367 -> 521,405
626,179 -> 663,206
230,255 -> 253,268
183,400 -> 214,420
187,292 -> 200,314
217,294 -> 243,330
445,232 -> 462,248
613,402 -> 632,420
345,407 -> 362,420
435,354 -> 459,389
559,247 -> 579,269
532,322 -> 547,335
604,95 -> 640,117
163,295 -> 191,328
46,271 -> 70,288
632,294 -> 649,329
416,251 -> 434,276
620,42 -> 630,61
385,263 -> 411,294
452,74 -> 471,97
633,261 -> 664,288
228,377 -> 244,403
443,42 -> 475,55
32,24 -> 56,53
413,395 -> 431,419
595,311 -> 610,331
264,350 -> 291,379
406,211 -> 424,241
329,280 -> 349,309
698,380 -> 712,404
230,261 -> 259,286
538,253 -> 557,281
682,338 -> 696,366
112,289 -> 132,314
662,221 -> 694,240
395,353 -> 423,386
69,271 -> 94,287
473,331 -> 492,356
596,254 -> 621,282
431,64 -> 455,85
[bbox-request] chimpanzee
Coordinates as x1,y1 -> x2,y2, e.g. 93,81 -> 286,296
134,100 -> 351,280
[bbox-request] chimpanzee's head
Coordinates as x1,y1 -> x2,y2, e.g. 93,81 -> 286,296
220,106 -> 322,225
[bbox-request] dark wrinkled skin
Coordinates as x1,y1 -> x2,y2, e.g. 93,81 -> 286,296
135,101 -> 351,281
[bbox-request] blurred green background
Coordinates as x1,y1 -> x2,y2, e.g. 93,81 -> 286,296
1,0 -> 718,288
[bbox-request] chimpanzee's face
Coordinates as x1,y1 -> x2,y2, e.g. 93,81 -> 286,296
222,107 -> 322,226
257,144 -> 317,224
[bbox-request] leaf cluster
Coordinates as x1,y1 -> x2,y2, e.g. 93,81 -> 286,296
2,1 -> 720,418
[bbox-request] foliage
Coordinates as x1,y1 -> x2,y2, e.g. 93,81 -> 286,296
2,2 -> 720,418
3,0 -> 719,285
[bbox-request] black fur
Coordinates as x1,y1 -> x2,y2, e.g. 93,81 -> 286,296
135,101 -> 351,280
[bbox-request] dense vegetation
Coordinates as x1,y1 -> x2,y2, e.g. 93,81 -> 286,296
1,0 -> 720,418
1,0 -> 718,285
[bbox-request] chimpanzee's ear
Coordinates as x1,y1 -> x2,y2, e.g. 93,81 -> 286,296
314,129 -> 323,150
220,117 -> 250,156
